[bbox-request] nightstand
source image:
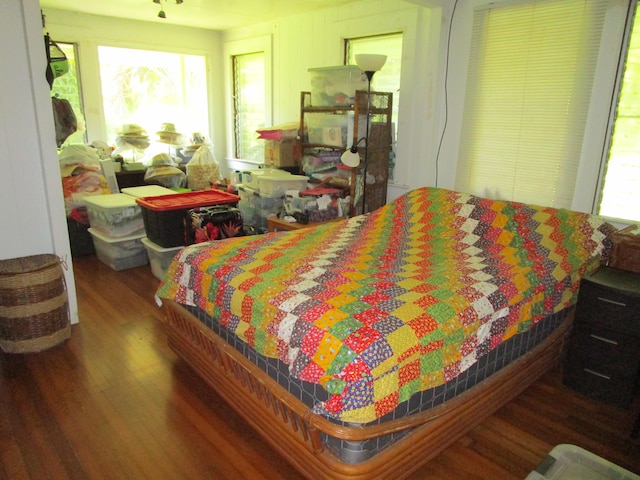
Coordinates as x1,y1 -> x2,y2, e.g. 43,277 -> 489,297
563,266 -> 640,409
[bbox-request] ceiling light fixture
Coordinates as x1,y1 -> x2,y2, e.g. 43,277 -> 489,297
153,0 -> 184,19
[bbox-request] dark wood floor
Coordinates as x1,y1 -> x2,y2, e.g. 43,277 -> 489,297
1,254 -> 640,480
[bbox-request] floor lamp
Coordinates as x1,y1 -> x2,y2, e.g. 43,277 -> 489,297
341,54 -> 387,215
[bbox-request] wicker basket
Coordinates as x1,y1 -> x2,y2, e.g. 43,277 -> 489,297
0,254 -> 71,354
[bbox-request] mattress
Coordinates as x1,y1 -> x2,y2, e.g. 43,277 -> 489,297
183,302 -> 571,463
157,187 -> 615,425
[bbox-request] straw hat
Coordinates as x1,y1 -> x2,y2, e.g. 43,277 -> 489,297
156,122 -> 185,145
118,124 -> 147,137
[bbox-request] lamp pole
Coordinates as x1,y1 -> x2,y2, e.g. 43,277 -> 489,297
354,54 -> 386,215
361,72 -> 374,215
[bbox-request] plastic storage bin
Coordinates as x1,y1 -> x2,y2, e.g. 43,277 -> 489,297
525,444 -> 640,480
136,190 -> 240,248
241,169 -> 266,190
84,193 -> 144,238
308,65 -> 367,106
121,185 -> 177,198
300,187 -> 343,222
305,113 -> 349,147
88,228 -> 148,271
238,185 -> 284,231
141,237 -> 183,281
258,173 -> 308,197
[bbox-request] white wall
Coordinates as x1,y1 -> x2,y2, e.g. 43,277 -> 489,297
0,0 -> 78,322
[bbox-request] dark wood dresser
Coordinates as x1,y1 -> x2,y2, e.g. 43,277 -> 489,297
563,266 -> 640,409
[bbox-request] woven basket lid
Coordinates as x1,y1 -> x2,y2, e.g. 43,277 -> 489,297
0,254 -> 60,276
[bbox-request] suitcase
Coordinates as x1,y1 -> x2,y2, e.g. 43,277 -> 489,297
185,205 -> 243,245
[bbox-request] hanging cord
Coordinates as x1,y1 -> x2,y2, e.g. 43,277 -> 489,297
434,0 -> 459,187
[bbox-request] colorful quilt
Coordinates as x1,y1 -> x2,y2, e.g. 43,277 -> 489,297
156,187 -> 615,424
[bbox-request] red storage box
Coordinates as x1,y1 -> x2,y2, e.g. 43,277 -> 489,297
136,190 -> 240,247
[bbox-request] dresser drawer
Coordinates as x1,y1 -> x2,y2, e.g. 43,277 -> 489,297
564,267 -> 640,408
564,327 -> 640,408
562,359 -> 638,408
575,281 -> 640,334
565,324 -> 640,375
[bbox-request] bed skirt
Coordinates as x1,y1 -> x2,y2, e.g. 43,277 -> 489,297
161,299 -> 574,480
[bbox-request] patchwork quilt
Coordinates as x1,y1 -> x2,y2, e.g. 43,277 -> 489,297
156,187 -> 615,424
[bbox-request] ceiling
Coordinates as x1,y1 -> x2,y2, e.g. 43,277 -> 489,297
39,0 -> 361,31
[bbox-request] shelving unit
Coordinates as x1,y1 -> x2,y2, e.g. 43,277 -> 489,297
299,90 -> 393,215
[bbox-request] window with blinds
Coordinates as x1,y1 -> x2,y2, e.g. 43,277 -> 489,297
599,4 -> 640,223
454,0 -> 608,208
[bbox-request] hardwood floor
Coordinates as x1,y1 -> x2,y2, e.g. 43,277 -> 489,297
1,254 -> 639,479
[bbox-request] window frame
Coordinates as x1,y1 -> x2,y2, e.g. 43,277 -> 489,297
96,45 -> 210,154
231,51 -> 266,161
595,0 -> 640,223
223,35 -> 272,163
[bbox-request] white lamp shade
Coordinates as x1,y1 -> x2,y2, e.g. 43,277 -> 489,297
341,149 -> 361,167
355,54 -> 387,72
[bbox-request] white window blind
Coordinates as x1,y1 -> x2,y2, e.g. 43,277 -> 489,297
599,5 -> 640,223
455,0 -> 608,208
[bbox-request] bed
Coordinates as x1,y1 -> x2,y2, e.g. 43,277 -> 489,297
155,187 -> 615,479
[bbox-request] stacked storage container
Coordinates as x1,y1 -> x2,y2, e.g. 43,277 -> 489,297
238,169 -> 308,231
121,185 -> 180,280
140,238 -> 183,281
136,190 -> 241,247
120,185 -> 177,199
136,190 -> 242,280
84,193 -> 148,271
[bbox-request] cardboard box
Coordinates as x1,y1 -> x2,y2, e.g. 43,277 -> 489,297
264,138 -> 301,167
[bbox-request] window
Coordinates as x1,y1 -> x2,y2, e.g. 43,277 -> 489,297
232,52 -> 266,161
52,42 -> 86,146
454,0 -> 608,208
345,33 -> 402,179
98,46 -> 208,159
598,4 -> 640,223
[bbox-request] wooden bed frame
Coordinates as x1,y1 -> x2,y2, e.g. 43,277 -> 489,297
162,299 -> 574,480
